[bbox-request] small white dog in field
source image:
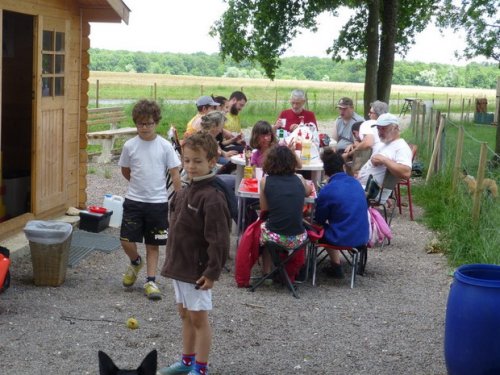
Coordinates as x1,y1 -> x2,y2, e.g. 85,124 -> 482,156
462,171 -> 498,199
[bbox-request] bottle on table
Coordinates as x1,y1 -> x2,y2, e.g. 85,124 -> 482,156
301,132 -> 311,163
277,128 -> 286,145
244,146 -> 253,179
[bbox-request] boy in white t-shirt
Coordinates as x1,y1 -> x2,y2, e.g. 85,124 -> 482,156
118,100 -> 181,300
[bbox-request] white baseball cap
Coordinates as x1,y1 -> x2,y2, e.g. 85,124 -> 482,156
371,113 -> 399,127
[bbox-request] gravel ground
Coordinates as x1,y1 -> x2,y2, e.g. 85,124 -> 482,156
1,121 -> 452,374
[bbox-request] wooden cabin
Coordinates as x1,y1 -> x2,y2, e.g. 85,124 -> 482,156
0,0 -> 130,239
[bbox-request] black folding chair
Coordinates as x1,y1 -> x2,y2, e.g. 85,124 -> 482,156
367,171 -> 399,226
249,239 -> 309,299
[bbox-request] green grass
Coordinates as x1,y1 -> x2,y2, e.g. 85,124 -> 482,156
404,121 -> 500,267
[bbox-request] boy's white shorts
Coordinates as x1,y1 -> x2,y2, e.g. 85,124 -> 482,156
172,280 -> 212,311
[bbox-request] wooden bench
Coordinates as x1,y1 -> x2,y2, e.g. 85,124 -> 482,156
87,107 -> 136,163
87,106 -> 126,130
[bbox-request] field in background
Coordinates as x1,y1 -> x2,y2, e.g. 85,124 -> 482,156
87,71 -> 498,152
89,71 -> 496,101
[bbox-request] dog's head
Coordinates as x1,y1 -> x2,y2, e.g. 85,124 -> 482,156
98,350 -> 157,375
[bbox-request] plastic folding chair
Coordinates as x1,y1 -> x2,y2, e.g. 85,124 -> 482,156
249,239 -> 309,299
396,144 -> 417,221
306,223 -> 367,288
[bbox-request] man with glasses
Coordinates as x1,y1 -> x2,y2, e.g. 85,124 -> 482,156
119,99 -> 182,301
332,97 -> 364,154
274,89 -> 317,132
357,113 -> 412,203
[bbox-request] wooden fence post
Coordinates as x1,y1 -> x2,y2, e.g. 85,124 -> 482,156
447,98 -> 452,119
200,85 -> 204,95
96,79 -> 100,108
426,113 -> 445,184
274,88 -> 278,111
153,82 -> 157,101
471,143 -> 488,223
332,90 -> 335,110
427,107 -> 434,155
410,99 -> 417,131
354,92 -> 358,112
460,98 -> 465,122
397,92 -> 400,113
420,103 -> 426,143
414,100 -> 420,139
451,126 -> 465,193
466,98 -> 471,122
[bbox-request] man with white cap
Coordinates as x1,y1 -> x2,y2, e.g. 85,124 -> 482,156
332,97 -> 364,153
184,96 -> 220,139
357,113 -> 412,203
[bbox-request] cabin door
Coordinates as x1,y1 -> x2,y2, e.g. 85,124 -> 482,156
1,11 -> 34,221
34,16 -> 68,214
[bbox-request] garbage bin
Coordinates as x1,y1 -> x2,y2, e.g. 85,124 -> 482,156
24,220 -> 73,286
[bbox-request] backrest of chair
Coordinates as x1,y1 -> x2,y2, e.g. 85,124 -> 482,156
352,148 -> 372,174
371,169 -> 399,205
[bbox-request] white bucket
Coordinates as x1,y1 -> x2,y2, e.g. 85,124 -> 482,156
102,194 -> 124,228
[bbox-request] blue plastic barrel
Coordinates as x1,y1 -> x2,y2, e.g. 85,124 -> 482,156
444,264 -> 500,375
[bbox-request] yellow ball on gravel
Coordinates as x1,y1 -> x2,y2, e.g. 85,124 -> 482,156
126,317 -> 139,329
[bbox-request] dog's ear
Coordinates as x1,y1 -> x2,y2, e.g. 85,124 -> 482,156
98,351 -> 119,375
137,350 -> 157,375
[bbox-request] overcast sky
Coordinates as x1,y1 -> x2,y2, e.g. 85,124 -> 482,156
89,0 -> 478,65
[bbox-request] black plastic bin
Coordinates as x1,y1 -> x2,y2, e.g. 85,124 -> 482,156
79,210 -> 112,233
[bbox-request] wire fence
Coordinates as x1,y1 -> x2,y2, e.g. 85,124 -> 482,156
407,98 -> 499,223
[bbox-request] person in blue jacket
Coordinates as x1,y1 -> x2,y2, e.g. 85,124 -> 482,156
314,148 -> 369,278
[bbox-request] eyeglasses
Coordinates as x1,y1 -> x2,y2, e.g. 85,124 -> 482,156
369,111 -> 376,115
136,121 -> 156,128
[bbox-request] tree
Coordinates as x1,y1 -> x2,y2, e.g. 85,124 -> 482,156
211,0 -> 436,115
437,0 -> 499,64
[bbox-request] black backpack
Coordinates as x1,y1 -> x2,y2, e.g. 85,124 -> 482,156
211,176 -> 238,223
0,246 -> 11,294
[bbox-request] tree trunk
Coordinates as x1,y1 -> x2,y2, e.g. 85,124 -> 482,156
377,0 -> 399,104
364,0 -> 380,118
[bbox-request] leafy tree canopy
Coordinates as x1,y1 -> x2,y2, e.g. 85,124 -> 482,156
437,0 -> 500,64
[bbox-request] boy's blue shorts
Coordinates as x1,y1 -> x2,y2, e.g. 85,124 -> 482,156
120,198 -> 168,245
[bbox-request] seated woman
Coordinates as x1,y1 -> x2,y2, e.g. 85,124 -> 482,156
314,148 -> 369,278
249,120 -> 277,168
197,111 -> 238,189
212,95 -> 245,154
259,145 -> 313,283
199,111 -> 238,166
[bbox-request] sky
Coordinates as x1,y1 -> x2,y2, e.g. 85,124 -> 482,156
89,0 -> 477,66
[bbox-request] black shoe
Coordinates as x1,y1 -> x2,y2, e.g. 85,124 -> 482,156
323,264 -> 345,279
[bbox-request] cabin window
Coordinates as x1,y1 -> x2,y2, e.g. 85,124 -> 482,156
42,30 -> 65,97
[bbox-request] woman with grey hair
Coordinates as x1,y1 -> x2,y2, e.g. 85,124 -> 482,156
369,100 -> 389,118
